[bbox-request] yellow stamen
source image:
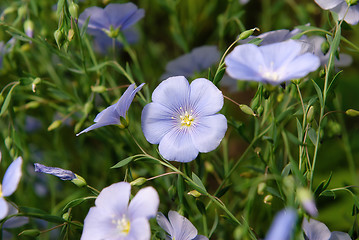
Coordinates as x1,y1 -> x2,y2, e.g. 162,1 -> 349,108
112,215 -> 130,235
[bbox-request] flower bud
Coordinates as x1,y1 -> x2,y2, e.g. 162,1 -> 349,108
71,174 -> 87,187
91,85 -> 107,93
238,27 -> 260,40
256,106 -> 264,116
240,104 -> 256,116
62,212 -> 70,220
130,177 -> 147,186
257,182 -> 266,195
188,190 -> 201,198
4,136 -> 12,149
17,6 -> 27,18
47,120 -> 62,131
321,40 -> 330,55
307,106 -> 315,123
319,68 -> 326,78
24,19 -> 34,38
346,109 -> 359,117
68,29 -> 75,42
0,94 -> 4,106
69,2 -> 79,20
19,229 -> 41,237
264,194 -> 273,205
54,29 -> 64,49
84,102 -> 93,115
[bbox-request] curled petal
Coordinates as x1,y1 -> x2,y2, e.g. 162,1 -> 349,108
2,157 -> 22,197
34,163 -> 76,180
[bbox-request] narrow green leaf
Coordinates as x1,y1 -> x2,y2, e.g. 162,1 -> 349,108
111,156 -> 136,169
1,83 -> 18,116
311,80 -> 323,108
296,118 -> 303,140
308,127 -> 318,146
191,172 -> 207,194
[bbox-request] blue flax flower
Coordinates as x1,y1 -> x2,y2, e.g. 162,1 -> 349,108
81,182 -> 159,240
0,156 -> 23,220
157,210 -> 208,240
225,40 -> 320,85
34,163 -> 76,180
78,3 -> 144,37
264,208 -> 297,240
315,0 -> 359,25
302,218 -> 351,240
161,46 -> 220,79
141,76 -> 227,162
77,83 -> 145,136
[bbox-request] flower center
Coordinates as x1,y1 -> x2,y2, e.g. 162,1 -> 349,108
113,215 -> 130,236
263,71 -> 280,81
260,61 -> 281,82
180,110 -> 194,127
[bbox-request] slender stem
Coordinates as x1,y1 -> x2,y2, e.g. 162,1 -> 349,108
147,172 -> 180,181
86,185 -> 100,195
127,128 -> 148,155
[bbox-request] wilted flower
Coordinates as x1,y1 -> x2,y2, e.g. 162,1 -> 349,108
157,210 -> 208,240
81,182 -> 159,240
264,208 -> 297,240
161,46 -> 220,79
0,156 -> 23,220
302,218 -> 351,240
78,3 -> 144,37
77,83 -> 145,136
141,76 -> 227,162
314,0 -> 359,25
225,40 -> 320,85
34,163 -> 76,180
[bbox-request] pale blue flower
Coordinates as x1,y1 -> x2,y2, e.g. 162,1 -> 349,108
81,182 -> 159,240
0,156 -> 23,220
77,83 -> 145,136
302,218 -> 351,240
161,46 -> 220,80
34,163 -> 76,180
157,210 -> 208,240
78,3 -> 144,36
314,0 -> 359,25
264,208 -> 297,240
225,40 -> 320,85
141,76 -> 227,162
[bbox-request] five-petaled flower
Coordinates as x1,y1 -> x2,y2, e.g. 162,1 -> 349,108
81,182 -> 159,240
225,40 -> 320,85
157,210 -> 208,240
76,83 -> 145,136
0,156 -> 23,221
264,208 -> 297,240
303,218 -> 351,240
141,76 -> 227,162
314,0 -> 359,25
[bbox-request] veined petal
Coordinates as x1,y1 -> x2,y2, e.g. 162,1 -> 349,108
157,212 -> 175,237
225,44 -> 266,81
159,128 -> 199,162
191,114 -> 227,153
93,104 -> 118,123
104,3 -> 144,30
329,231 -> 351,240
0,197 -> 8,220
302,218 -> 331,240
115,83 -> 144,118
189,78 -> 224,116
126,218 -> 150,240
128,186 -> 159,220
193,235 -> 209,240
314,0 -> 342,9
141,103 -> 176,144
95,182 -> 131,217
168,211 -> 197,240
2,157 -> 22,197
152,76 -> 190,112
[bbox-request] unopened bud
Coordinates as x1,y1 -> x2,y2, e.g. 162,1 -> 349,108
68,29 -> 75,41
0,94 -> 4,106
71,174 -> 87,187
321,40 -> 330,55
130,177 -> 147,186
24,19 -> 34,38
238,27 -> 260,40
204,161 -> 214,173
4,136 -> 12,149
257,106 -> 264,116
264,194 -> 273,205
319,68 -> 326,78
69,2 -> 79,19
346,109 -> 359,117
188,190 -> 201,198
91,85 -> 107,93
240,104 -> 256,116
84,102 -> 93,115
47,120 -> 62,131
62,212 -> 70,220
257,182 -> 266,195
18,229 -> 41,237
54,29 -> 64,49
307,106 -> 315,123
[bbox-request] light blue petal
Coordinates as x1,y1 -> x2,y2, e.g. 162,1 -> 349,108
2,157 -> 22,197
264,208 -> 297,240
193,235 -> 209,240
126,218 -> 150,240
168,210 -> 197,240
157,212 -> 175,237
152,76 -> 190,112
302,218 -> 331,240
141,102 -> 176,144
162,55 -> 195,79
189,78 -> 224,116
314,0 -> 342,9
279,53 -> 320,82
94,104 -> 118,122
329,231 -> 352,240
95,182 -> 131,217
0,197 -> 8,221
191,46 -> 220,71
34,163 -> 76,180
159,128 -> 199,162
190,114 -> 227,153
225,44 -> 265,81
78,6 -> 109,32
115,83 -> 145,118
81,206 -> 118,240
128,186 -> 159,220
104,3 -> 144,30
333,3 -> 359,25
3,203 -> 28,228
76,121 -> 119,136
